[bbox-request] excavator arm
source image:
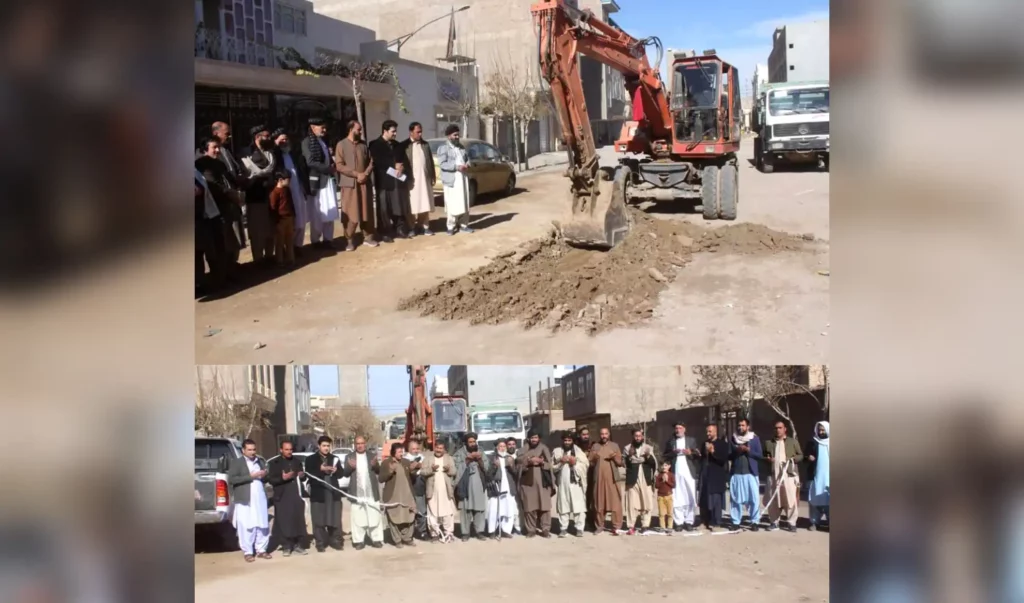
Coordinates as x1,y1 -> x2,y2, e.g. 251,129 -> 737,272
405,365 -> 432,450
532,0 -> 671,248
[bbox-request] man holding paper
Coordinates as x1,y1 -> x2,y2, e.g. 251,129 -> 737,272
368,120 -> 409,242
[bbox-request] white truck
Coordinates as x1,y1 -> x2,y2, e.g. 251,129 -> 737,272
751,80 -> 829,173
469,404 -> 526,454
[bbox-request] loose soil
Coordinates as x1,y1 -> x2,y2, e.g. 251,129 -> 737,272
398,209 -> 809,334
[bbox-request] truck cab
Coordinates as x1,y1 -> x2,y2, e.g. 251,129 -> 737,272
469,405 -> 526,454
752,80 -> 830,172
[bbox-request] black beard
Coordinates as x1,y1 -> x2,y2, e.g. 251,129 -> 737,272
466,445 -> 478,453
258,140 -> 273,150
562,443 -> 573,450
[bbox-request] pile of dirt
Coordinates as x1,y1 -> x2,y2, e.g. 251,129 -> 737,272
398,210 -> 809,334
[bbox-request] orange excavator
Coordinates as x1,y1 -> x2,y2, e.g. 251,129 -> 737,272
382,365 -> 468,458
532,0 -> 743,249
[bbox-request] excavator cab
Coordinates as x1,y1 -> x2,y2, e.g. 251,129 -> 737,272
668,50 -> 743,154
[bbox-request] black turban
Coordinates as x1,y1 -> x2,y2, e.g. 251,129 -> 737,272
308,116 -> 326,126
249,124 -> 268,138
464,432 -> 478,442
271,127 -> 287,139
444,123 -> 460,136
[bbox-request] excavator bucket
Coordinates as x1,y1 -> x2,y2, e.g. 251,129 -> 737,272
557,167 -> 631,249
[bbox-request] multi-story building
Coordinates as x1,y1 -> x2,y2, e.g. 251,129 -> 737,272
283,365 -> 312,434
312,0 -> 626,156
560,365 -> 693,433
194,0 -> 476,156
337,365 -> 369,406
767,20 -> 830,83
309,395 -> 338,410
447,365 -> 558,414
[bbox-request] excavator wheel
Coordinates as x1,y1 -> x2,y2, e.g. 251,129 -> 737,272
701,165 -> 721,220
557,166 -> 631,249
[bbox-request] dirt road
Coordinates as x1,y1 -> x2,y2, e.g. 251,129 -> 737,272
195,144 -> 828,364
195,526 -> 828,602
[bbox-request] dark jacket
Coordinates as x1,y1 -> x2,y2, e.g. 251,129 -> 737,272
303,452 -> 343,503
227,455 -> 267,506
241,145 -> 274,204
804,439 -> 821,483
368,137 -> 403,191
272,145 -> 311,197
662,435 -> 701,480
763,436 -> 804,466
378,457 -> 414,503
699,437 -> 731,496
728,435 -> 764,478
623,442 -> 658,489
341,452 -> 381,501
301,134 -> 335,192
485,453 -> 518,495
265,454 -> 304,502
400,138 -> 436,189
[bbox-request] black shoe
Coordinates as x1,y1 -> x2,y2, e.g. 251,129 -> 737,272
371,541 -> 383,549
353,543 -> 366,551
461,536 -> 470,542
729,525 -> 741,533
768,522 -> 779,531
329,543 -> 343,551
383,236 -> 394,244
281,548 -> 292,557
683,524 -> 694,532
784,525 -> 798,533
316,547 -> 326,553
540,532 -> 552,539
293,547 -> 308,555
749,524 -> 760,532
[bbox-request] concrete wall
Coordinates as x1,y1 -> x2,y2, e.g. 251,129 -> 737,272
594,365 -> 693,424
768,20 -> 830,83
448,365 -> 557,415
284,365 -> 311,434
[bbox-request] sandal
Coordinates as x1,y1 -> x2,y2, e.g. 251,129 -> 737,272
244,555 -> 255,563
257,552 -> 272,559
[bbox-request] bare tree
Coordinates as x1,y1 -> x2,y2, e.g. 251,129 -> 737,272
283,49 -> 408,132
483,47 -> 547,171
632,388 -> 658,443
437,68 -> 477,137
194,366 -> 271,439
687,365 -> 827,441
312,405 -> 381,448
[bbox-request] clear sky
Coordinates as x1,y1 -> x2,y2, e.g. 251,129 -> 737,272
610,0 -> 829,96
309,365 -> 450,416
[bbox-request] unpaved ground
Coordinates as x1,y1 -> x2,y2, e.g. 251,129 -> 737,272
195,143 -> 829,364
399,209 -> 812,334
195,525 -> 828,602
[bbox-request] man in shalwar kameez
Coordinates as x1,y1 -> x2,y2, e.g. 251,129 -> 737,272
300,117 -> 339,248
266,440 -> 307,555
588,428 -> 625,535
421,440 -> 457,542
516,430 -> 555,538
764,420 -> 803,532
303,436 -> 343,551
728,418 -> 764,532
485,439 -> 518,539
553,432 -> 589,537
379,442 -> 417,547
402,122 -> 436,236
227,439 -> 271,562
623,429 -> 658,535
405,440 -> 429,540
662,422 -> 700,532
454,433 -> 489,541
804,421 -> 830,530
342,437 -> 384,549
435,124 -> 474,235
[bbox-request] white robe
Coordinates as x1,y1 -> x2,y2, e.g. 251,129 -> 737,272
232,456 -> 269,554
350,452 -> 384,543
486,454 -> 516,535
315,137 -> 340,223
672,437 -> 698,525
442,142 -> 470,217
408,142 -> 434,215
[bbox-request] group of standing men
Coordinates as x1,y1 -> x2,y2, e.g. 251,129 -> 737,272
195,117 -> 475,293
225,419 -> 830,561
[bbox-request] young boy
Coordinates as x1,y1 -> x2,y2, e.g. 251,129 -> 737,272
655,461 -> 675,532
269,171 -> 296,266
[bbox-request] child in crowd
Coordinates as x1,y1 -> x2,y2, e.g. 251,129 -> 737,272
269,171 -> 296,266
655,461 -> 675,532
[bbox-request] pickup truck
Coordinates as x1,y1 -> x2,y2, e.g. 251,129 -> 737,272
194,436 -> 274,536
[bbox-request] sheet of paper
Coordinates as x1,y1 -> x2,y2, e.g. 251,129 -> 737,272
386,167 -> 407,182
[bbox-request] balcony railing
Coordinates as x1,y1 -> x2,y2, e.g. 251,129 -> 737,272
195,25 -> 284,68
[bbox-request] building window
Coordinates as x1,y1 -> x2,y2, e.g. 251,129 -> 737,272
585,372 -> 593,394
566,381 -> 573,399
789,65 -> 795,71
274,2 -> 306,36
577,377 -> 584,399
788,43 -> 794,49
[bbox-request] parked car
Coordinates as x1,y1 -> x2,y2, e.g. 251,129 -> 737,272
194,436 -> 274,528
426,138 -> 517,200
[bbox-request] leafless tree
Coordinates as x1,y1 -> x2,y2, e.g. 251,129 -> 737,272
194,366 -> 271,439
282,49 -> 408,132
312,405 -> 381,448
437,68 -> 477,137
632,388 -> 658,443
687,365 -> 827,441
483,47 -> 548,171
